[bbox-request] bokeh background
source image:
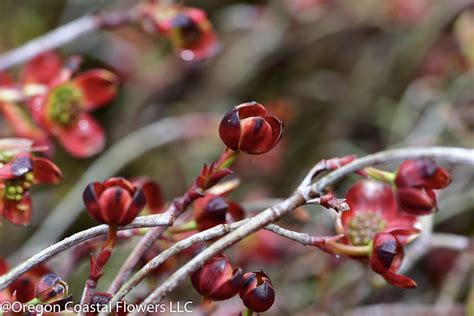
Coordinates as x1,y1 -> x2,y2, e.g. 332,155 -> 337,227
1,0 -> 473,315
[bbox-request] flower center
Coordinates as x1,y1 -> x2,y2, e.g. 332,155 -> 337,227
4,172 -> 34,202
0,151 -> 13,164
347,212 -> 386,246
49,85 -> 82,126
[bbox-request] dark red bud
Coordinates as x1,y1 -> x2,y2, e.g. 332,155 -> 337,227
191,255 -> 244,300
194,195 -> 229,231
239,271 -> 275,313
396,187 -> 437,215
35,273 -> 68,303
370,233 -> 416,289
83,177 -> 146,226
219,102 -> 283,155
395,159 -> 452,189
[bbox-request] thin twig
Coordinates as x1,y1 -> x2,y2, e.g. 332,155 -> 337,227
0,213 -> 173,291
110,220 -> 315,304
141,147 -> 474,304
0,9 -> 136,71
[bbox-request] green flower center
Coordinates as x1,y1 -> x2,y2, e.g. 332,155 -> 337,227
4,172 -> 34,202
49,85 -> 83,126
347,212 -> 386,246
0,151 -> 14,164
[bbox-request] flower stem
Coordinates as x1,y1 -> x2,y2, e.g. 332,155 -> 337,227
325,240 -> 370,257
242,308 -> 254,316
363,167 -> 396,183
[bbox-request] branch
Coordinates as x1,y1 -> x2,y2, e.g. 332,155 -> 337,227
0,213 -> 173,291
141,147 -> 474,304
0,9 -> 136,71
12,114 -> 216,263
110,221 -> 314,304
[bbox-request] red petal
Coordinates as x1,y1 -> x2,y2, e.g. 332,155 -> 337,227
103,177 -> 134,194
56,113 -> 105,158
73,69 -> 118,110
194,195 -> 228,231
342,180 -> 397,228
98,187 -> 133,226
83,182 -> 105,223
2,194 -> 32,226
21,52 -> 62,85
219,107 -> 241,151
211,268 -> 244,301
1,102 -> 52,151
239,117 -> 274,154
121,188 -> 146,226
32,158 -> 62,184
131,178 -> 164,213
236,102 -> 267,119
395,159 -> 451,189
381,270 -> 417,289
396,187 -> 436,215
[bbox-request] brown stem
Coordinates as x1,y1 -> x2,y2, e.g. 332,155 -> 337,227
79,226 -> 118,312
107,148 -> 239,293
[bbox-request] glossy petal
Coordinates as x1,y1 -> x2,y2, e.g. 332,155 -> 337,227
35,273 -> 68,303
10,264 -> 50,303
370,233 -> 416,289
239,272 -> 275,313
0,102 -> 52,151
219,107 -> 241,151
381,270 -> 417,289
211,268 -> 245,301
2,194 -> 32,226
396,187 -> 436,215
341,180 -> 397,228
395,159 -> 451,189
73,69 -> 118,110
83,182 -> 105,223
131,177 -> 164,213
21,52 -> 62,85
103,177 -> 135,194
121,188 -> 146,226
33,158 -> 62,184
239,117 -> 274,154
98,187 -> 133,226
226,201 -> 245,222
191,255 -> 243,300
236,102 -> 267,119
194,195 -> 229,231
56,113 -> 105,158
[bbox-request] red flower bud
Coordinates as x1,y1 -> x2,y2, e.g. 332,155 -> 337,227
9,264 -> 50,303
394,160 -> 451,215
395,159 -> 452,189
83,177 -> 146,226
219,102 -> 283,155
191,254 -> 244,300
396,187 -> 437,215
370,233 -> 416,289
194,195 -> 245,231
35,273 -> 68,303
239,271 -> 275,313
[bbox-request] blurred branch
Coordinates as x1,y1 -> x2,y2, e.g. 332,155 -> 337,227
140,147 -> 474,304
0,9 -> 136,70
12,114 -> 217,263
0,213 -> 173,291
110,221 -> 317,304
